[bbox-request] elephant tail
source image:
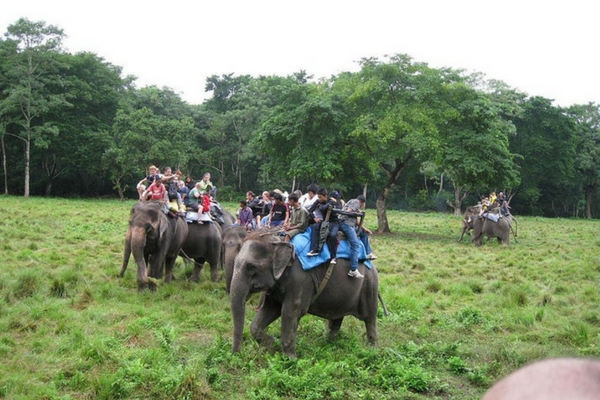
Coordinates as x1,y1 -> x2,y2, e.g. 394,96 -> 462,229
510,217 -> 518,243
378,291 -> 389,317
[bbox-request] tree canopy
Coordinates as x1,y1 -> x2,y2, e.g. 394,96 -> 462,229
1,18 -> 599,221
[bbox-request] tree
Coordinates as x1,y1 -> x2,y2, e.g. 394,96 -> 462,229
567,103 -> 600,218
334,55 -> 461,232
104,106 -> 196,199
437,81 -> 521,216
40,52 -> 127,196
510,97 -> 577,216
0,18 -> 70,197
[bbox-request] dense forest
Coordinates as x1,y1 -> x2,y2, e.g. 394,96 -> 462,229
1,18 -> 599,230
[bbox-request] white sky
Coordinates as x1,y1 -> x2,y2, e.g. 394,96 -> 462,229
2,0 -> 598,107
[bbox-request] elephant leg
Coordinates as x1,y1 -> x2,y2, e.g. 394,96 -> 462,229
210,259 -> 221,282
164,255 -> 177,283
364,317 -> 378,346
280,299 -> 308,358
250,296 -> 281,350
191,258 -> 205,282
328,318 -> 344,341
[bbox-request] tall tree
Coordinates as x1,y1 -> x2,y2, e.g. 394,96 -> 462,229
567,103 -> 600,218
510,97 -> 577,216
0,18 -> 70,197
437,81 -> 521,216
257,80 -> 347,189
41,52 -> 127,196
334,55 -> 460,232
104,106 -> 196,199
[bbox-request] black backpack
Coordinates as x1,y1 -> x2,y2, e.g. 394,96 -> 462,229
167,181 -> 178,201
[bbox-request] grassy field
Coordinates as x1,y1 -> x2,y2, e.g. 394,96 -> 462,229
0,196 -> 599,399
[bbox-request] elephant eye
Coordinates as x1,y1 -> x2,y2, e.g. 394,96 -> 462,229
245,263 -> 258,274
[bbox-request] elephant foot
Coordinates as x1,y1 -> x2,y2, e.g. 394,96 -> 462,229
148,277 -> 160,291
255,333 -> 275,351
190,276 -> 200,283
281,346 -> 297,359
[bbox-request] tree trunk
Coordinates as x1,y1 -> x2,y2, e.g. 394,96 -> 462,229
376,189 -> 391,233
24,133 -> 30,198
1,134 -> 7,194
585,184 -> 594,219
452,186 -> 464,217
375,157 -> 409,233
446,180 -> 468,217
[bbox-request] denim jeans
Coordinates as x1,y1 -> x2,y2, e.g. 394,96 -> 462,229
338,222 -> 361,270
359,229 -> 372,255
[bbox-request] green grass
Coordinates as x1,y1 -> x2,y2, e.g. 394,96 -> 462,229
0,196 -> 599,399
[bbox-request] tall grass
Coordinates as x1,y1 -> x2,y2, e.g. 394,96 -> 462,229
0,196 -> 599,399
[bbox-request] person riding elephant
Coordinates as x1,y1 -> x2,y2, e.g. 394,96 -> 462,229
120,202 -> 188,290
230,231 -> 379,358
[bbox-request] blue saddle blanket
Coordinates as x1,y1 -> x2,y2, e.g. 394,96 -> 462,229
290,226 -> 373,271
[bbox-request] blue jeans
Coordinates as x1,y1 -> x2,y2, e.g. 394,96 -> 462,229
338,222 -> 361,270
359,229 -> 372,254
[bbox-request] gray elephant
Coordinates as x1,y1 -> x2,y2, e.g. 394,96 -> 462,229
180,221 -> 222,282
470,214 -> 512,246
222,226 -> 248,293
230,232 -> 379,358
459,206 -> 517,246
120,202 -> 188,290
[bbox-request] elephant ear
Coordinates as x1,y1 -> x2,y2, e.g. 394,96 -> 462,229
157,216 -> 169,241
270,241 -> 294,281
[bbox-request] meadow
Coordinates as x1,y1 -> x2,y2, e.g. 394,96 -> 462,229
0,196 -> 599,399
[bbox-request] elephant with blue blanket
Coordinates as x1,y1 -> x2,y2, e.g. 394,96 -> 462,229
230,230 -> 378,358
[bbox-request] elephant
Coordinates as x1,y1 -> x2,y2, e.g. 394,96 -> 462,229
222,226 -> 248,293
120,202 -> 188,290
230,232 -> 379,358
459,206 -> 517,245
209,202 -> 236,230
470,214 -> 512,246
179,221 -> 223,282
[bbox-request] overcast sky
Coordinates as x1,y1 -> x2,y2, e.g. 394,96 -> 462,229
2,0 -> 598,107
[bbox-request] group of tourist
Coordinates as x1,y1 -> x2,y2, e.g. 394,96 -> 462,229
136,166 -> 215,220
233,184 -> 377,278
478,191 -> 510,217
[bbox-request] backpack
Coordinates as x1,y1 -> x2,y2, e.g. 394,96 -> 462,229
167,181 -> 178,201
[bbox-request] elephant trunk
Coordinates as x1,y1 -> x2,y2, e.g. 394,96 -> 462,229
230,271 -> 250,353
119,227 -> 133,277
458,227 -> 466,243
224,251 -> 237,294
129,226 -> 149,289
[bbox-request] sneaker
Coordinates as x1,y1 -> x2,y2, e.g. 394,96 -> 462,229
330,258 -> 337,264
307,250 -> 319,256
367,253 -> 378,260
348,269 -> 364,278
